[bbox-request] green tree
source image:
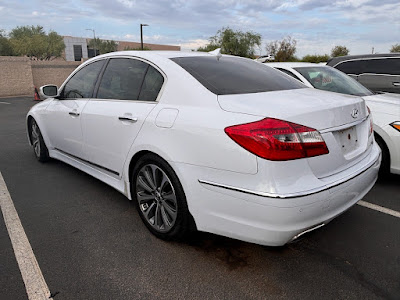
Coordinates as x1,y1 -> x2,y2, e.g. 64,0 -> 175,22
265,36 -> 298,62
9,25 -> 64,60
390,44 -> 400,53
88,38 -> 118,54
9,25 -> 46,39
301,54 -> 330,63
198,27 -> 261,58
197,44 -> 219,52
44,31 -> 65,60
0,30 -> 14,56
331,45 -> 349,57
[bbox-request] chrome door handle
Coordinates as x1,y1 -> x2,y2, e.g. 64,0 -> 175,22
69,112 -> 80,117
392,82 -> 400,87
118,117 -> 138,123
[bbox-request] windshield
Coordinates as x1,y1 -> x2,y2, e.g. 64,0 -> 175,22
171,56 -> 305,95
294,66 -> 373,97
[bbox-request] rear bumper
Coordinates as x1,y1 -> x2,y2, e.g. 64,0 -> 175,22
178,143 -> 381,246
198,148 -> 379,199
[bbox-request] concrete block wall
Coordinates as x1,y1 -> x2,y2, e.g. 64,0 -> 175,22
0,57 -> 34,97
31,61 -> 81,89
0,57 -> 81,97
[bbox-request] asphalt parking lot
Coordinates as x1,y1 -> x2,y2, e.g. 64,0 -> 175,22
1,97 -> 399,300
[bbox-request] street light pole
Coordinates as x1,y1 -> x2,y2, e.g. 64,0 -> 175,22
86,28 -> 97,56
140,24 -> 149,50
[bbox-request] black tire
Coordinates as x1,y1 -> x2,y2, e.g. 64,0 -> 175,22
374,134 -> 390,177
131,153 -> 195,240
29,118 -> 50,162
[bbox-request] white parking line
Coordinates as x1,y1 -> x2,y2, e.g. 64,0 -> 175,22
0,172 -> 52,300
0,102 -> 10,105
358,200 -> 400,218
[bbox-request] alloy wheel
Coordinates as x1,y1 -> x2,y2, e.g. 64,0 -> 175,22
136,164 -> 178,232
31,120 -> 41,157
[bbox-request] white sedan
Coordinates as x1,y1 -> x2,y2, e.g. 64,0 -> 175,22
27,51 -> 380,246
268,62 -> 400,176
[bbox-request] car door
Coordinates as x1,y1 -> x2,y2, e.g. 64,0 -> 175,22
81,57 -> 165,177
44,60 -> 105,158
357,58 -> 400,93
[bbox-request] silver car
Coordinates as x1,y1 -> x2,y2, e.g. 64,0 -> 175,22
326,54 -> 400,94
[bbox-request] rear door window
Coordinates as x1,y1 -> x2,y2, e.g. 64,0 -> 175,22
138,65 -> 165,101
97,58 -> 149,100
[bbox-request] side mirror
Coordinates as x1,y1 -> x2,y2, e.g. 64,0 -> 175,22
40,85 -> 58,99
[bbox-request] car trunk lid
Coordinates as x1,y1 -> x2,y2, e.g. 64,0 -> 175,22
218,88 -> 366,130
218,88 -> 373,178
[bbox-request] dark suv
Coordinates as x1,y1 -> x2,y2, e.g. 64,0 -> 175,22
327,53 -> 400,94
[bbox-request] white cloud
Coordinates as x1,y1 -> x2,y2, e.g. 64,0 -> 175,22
179,39 -> 209,50
335,0 -> 372,8
340,2 -> 400,23
116,0 -> 135,8
0,0 -> 397,56
124,34 -> 138,40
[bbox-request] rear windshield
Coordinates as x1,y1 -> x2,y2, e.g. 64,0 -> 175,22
171,56 -> 305,95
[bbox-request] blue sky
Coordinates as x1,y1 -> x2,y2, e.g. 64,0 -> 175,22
0,0 -> 399,57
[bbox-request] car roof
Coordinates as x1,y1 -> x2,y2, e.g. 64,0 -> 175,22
91,50 -> 214,60
80,50 -> 225,73
327,53 -> 400,66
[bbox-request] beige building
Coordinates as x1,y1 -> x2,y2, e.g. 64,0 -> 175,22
116,41 -> 180,51
63,36 -> 180,61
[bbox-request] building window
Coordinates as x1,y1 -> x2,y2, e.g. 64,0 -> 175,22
73,45 -> 83,61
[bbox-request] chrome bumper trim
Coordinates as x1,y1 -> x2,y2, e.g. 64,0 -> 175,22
198,151 -> 380,199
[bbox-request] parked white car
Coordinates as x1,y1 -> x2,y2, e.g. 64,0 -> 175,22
254,54 -> 274,63
268,62 -> 400,175
27,52 -> 380,246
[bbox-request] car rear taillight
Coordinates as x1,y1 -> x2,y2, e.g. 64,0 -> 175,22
225,118 -> 329,161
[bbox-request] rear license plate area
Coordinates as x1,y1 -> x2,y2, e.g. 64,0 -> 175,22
337,126 -> 358,155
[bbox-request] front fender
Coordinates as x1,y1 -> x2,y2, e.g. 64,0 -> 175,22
26,99 -> 54,148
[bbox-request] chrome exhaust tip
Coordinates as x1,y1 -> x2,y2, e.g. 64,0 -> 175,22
289,223 -> 325,243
